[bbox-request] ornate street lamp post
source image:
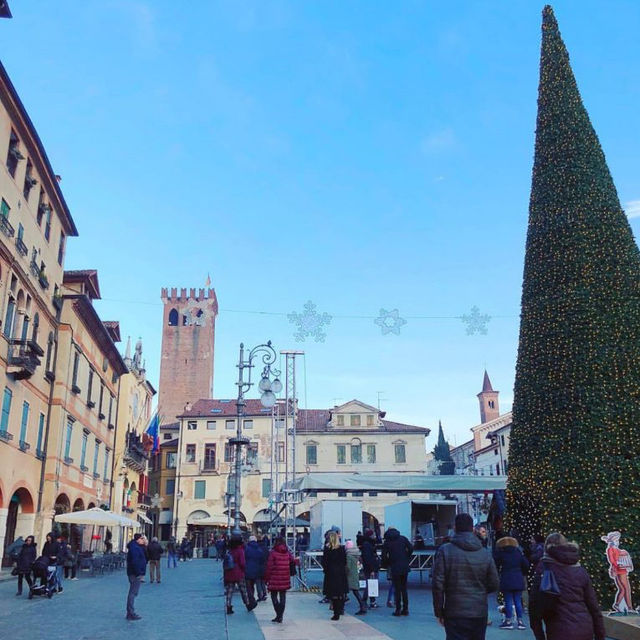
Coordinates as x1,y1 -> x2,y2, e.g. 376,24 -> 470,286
230,341 -> 281,536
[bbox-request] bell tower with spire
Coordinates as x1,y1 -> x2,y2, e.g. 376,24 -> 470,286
477,370 -> 499,423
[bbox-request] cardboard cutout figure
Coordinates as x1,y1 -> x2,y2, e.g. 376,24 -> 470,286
601,531 -> 636,614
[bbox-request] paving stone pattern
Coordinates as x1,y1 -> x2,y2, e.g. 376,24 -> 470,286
0,559 -> 540,640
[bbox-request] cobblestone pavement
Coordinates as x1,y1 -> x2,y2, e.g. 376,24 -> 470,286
0,559 -> 540,640
0,558 -> 232,640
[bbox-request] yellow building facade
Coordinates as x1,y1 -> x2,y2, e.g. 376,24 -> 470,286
0,61 -> 78,565
170,399 -> 430,544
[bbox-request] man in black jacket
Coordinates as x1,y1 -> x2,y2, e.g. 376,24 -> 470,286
126,534 -> 148,620
432,513 -> 499,640
381,527 -> 413,616
146,537 -> 163,583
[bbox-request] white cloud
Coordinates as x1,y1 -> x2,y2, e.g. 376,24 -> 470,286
420,128 -> 457,154
625,200 -> 640,219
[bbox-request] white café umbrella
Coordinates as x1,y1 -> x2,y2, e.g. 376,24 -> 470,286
54,507 -> 128,526
54,508 -> 140,551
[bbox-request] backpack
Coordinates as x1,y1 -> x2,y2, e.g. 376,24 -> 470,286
223,551 -> 235,571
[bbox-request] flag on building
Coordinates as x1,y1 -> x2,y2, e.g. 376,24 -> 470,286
144,412 -> 159,454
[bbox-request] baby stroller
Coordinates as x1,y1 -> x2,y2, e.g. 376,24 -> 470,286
29,556 -> 57,599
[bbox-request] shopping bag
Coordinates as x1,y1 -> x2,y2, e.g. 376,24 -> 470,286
367,578 -> 379,597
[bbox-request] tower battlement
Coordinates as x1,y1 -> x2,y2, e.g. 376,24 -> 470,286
161,287 -> 218,305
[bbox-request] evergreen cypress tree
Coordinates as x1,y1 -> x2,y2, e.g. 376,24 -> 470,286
507,5 -> 640,602
433,421 -> 455,475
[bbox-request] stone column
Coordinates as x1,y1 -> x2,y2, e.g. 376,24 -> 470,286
0,508 -> 8,567
14,512 -> 36,541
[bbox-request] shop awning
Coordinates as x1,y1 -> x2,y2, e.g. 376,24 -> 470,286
187,514 -> 227,526
138,512 -> 153,525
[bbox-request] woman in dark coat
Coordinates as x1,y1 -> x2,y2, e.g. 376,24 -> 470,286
530,533 -> 605,640
15,535 -> 36,596
494,536 -> 530,629
265,537 -> 298,623
321,531 -> 348,620
360,530 -> 380,608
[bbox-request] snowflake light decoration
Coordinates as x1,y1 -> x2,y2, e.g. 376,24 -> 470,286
374,308 -> 407,335
288,301 -> 332,342
461,306 -> 491,335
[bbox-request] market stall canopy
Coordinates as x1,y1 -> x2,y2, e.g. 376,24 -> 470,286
253,509 -> 310,527
285,473 -> 506,494
55,507 -> 139,528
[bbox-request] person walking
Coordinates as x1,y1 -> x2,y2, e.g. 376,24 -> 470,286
255,535 -> 268,601
147,536 -> 163,583
494,536 -> 529,630
432,513 -> 499,640
345,540 -> 367,615
15,535 -> 36,596
321,531 -> 348,621
264,537 -> 298,623
125,534 -> 148,621
64,544 -> 78,580
167,536 -> 178,569
381,526 -> 413,616
53,534 -> 70,593
180,537 -> 189,562
529,533 -> 605,640
223,536 -> 256,614
215,536 -> 226,562
361,529 -> 380,609
41,532 -> 60,589
245,536 -> 265,607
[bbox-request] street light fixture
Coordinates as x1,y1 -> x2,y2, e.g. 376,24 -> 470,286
230,341 -> 279,536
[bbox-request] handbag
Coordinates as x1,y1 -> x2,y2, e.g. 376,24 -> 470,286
289,559 -> 297,576
538,562 -> 560,615
11,567 -> 19,576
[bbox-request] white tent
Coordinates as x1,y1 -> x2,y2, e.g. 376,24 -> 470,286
54,507 -> 139,528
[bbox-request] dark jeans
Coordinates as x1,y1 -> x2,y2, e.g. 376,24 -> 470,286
244,579 -> 258,606
271,590 -> 287,620
126,575 -> 141,616
64,565 -> 77,579
392,573 -> 408,612
17,572 -> 33,594
351,588 -> 366,611
444,617 -> 487,640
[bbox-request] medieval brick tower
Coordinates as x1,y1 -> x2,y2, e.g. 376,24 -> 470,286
477,370 -> 500,424
158,287 -> 218,425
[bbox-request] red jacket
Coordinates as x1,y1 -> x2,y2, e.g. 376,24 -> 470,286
265,544 -> 297,592
224,546 -> 246,584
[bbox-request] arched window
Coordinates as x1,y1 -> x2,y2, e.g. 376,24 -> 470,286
32,313 -> 39,343
168,308 -> 178,326
3,295 -> 15,338
45,331 -> 55,372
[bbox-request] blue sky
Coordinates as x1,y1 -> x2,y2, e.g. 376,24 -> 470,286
2,1 -> 639,448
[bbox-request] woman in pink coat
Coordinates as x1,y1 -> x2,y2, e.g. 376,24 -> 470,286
265,537 -> 299,623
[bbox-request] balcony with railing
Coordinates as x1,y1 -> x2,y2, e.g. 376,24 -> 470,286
123,431 -> 149,472
7,338 -> 43,380
15,235 -> 27,257
0,215 -> 14,238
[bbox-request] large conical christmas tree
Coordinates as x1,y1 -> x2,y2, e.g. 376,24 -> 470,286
507,5 -> 640,602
